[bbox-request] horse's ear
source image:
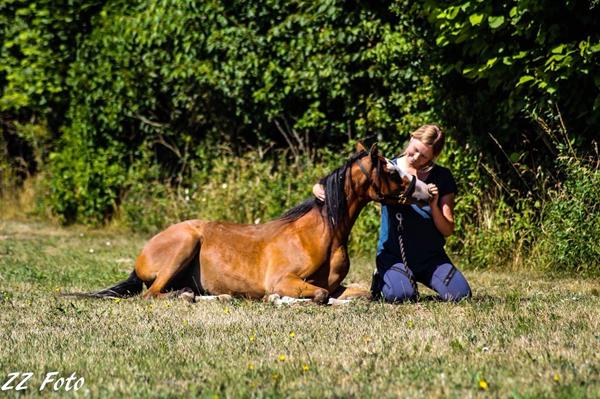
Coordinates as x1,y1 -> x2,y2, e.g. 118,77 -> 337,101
369,143 -> 379,161
356,141 -> 367,152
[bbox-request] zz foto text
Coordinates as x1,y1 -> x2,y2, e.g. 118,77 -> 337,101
1,371 -> 85,392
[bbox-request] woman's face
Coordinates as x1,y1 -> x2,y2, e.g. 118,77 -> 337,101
405,138 -> 434,170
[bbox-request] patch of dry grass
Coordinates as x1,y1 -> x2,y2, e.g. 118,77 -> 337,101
0,220 -> 598,398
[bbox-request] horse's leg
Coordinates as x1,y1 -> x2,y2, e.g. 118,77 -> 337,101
271,274 -> 329,304
138,228 -> 200,300
143,257 -> 197,300
140,287 -> 195,302
332,285 -> 371,300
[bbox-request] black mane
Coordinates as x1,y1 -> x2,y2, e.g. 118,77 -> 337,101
279,150 -> 369,229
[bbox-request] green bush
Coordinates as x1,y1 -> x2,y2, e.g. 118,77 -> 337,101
0,0 -> 100,127
452,193 -> 537,270
533,154 -> 600,275
45,0 -> 433,223
426,0 -> 600,180
49,129 -> 126,224
448,117 -> 599,276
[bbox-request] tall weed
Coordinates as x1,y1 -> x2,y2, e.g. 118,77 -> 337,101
532,153 -> 600,275
120,144 -> 386,257
451,191 -> 537,271
452,113 -> 600,276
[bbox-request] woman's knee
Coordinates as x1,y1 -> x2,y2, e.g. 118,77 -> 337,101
431,263 -> 471,302
380,264 -> 417,302
443,282 -> 471,302
381,283 -> 416,302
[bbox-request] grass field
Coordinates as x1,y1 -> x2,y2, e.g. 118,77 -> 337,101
0,219 -> 599,398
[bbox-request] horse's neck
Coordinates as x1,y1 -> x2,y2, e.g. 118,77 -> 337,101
328,164 -> 374,246
330,195 -> 369,247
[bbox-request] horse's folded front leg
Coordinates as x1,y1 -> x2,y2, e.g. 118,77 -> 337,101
271,274 -> 329,304
331,285 -> 372,300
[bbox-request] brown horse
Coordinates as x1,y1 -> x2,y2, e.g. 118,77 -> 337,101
76,143 -> 431,303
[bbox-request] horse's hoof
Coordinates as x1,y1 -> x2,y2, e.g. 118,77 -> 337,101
327,298 -> 351,306
217,294 -> 233,302
195,295 -> 217,301
267,294 -> 281,303
178,291 -> 195,303
312,289 -> 329,304
275,296 -> 312,306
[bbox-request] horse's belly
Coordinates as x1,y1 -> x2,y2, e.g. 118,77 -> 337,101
197,220 -> 330,297
199,242 -> 267,298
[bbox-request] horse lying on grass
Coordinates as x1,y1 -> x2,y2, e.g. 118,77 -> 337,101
69,143 -> 431,303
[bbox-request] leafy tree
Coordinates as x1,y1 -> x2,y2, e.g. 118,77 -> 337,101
426,0 -> 599,154
50,0 -> 433,223
0,0 -> 102,180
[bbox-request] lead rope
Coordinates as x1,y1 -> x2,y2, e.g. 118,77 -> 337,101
370,210 -> 418,300
395,212 -> 418,294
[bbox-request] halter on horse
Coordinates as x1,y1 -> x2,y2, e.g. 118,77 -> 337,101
73,143 -> 431,303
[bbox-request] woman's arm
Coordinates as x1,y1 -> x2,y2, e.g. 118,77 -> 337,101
427,184 -> 455,237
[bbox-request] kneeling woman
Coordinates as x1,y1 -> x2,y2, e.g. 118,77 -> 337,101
314,124 -> 471,302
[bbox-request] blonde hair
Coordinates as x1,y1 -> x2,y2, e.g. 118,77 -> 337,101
410,124 -> 445,158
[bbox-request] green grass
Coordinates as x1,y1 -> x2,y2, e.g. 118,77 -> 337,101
0,219 -> 599,398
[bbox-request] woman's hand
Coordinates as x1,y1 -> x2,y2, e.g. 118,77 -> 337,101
427,183 -> 439,205
312,183 -> 326,201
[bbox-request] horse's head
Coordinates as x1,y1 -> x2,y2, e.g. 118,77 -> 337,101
354,142 -> 432,206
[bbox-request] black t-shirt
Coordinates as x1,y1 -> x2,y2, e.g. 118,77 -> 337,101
376,161 -> 458,269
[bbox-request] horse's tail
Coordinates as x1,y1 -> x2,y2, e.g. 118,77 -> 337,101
61,270 -> 144,299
